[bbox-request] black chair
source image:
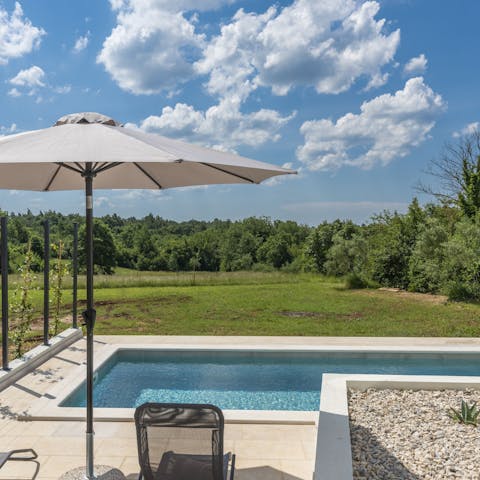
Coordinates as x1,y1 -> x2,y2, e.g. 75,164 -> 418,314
135,403 -> 235,480
0,449 -> 39,479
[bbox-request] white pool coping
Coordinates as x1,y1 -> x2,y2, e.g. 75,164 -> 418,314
0,328 -> 82,392
314,373 -> 480,480
21,341 -> 480,426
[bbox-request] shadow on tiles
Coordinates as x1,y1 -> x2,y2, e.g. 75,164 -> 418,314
125,465 -> 305,480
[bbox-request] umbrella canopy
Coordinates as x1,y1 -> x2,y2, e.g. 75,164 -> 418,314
0,112 -> 292,190
0,112 -> 295,479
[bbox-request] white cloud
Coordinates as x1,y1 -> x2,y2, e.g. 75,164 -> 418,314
297,77 -> 445,170
363,72 -> 389,91
453,122 -> 479,138
53,85 -> 72,94
196,0 -> 400,99
404,53 -> 427,75
8,66 -> 72,99
73,31 -> 90,52
137,98 -> 294,150
94,196 -> 115,208
98,0 -> 215,94
0,123 -> 18,135
9,65 -> 45,87
7,88 -> 21,97
99,0 -> 399,99
0,2 -> 45,64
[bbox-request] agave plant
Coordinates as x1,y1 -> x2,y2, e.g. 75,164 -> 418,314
448,400 -> 480,426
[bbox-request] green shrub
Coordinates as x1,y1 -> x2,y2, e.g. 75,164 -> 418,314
345,273 -> 368,289
446,281 -> 479,302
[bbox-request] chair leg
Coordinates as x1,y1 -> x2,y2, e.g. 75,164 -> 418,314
230,454 -> 236,480
6,450 -> 39,480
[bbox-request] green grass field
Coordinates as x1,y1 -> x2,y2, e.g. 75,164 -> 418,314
5,270 -> 479,339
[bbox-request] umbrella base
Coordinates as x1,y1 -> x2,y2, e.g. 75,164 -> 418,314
58,465 -> 125,480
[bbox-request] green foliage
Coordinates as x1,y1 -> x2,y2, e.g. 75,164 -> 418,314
2,195 -> 480,303
458,154 -> 480,218
345,273 -> 369,289
408,218 -> 448,292
50,241 -> 69,336
449,400 -> 480,426
78,220 -> 117,274
10,242 -> 37,358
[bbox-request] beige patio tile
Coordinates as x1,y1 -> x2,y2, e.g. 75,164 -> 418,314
234,439 -> 306,461
94,421 -> 136,438
0,435 -> 40,451
40,456 -> 85,477
51,421 -> 85,437
95,438 -> 137,457
0,456 -> 40,480
12,420 -> 60,437
33,436 -> 85,456
234,463 -> 285,480
280,459 -> 314,480
120,456 -> 140,477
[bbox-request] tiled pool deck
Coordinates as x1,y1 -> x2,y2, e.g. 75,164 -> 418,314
2,335 -> 480,480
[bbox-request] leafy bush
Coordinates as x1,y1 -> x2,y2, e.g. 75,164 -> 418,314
10,243 -> 37,358
345,273 -> 369,289
446,281 -> 479,302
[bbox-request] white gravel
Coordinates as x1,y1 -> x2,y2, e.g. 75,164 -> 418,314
348,388 -> 480,479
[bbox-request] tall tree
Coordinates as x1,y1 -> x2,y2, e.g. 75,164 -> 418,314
417,131 -> 480,216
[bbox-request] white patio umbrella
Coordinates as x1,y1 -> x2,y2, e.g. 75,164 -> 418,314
0,112 -> 295,479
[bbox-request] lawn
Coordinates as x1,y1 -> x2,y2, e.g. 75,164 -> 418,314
3,271 -> 480,342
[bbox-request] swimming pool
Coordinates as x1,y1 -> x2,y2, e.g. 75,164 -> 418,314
59,349 -> 480,411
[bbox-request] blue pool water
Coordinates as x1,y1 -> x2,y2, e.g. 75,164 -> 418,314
60,350 -> 480,411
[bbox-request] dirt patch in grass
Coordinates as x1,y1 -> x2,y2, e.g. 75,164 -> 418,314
279,310 -> 363,320
360,288 -> 448,305
77,295 -> 192,307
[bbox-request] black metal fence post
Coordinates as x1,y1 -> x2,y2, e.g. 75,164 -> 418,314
72,222 -> 78,328
1,217 -> 8,370
43,219 -> 49,345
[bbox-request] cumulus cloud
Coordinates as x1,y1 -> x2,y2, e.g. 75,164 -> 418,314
0,2 -> 45,64
99,0 -> 399,99
297,77 -> 445,171
136,98 -> 294,150
404,53 -> 427,75
73,31 -> 90,52
7,88 -> 21,97
8,65 -> 71,99
453,122 -> 479,138
9,65 -> 45,87
196,0 -> 400,99
97,0 -> 218,94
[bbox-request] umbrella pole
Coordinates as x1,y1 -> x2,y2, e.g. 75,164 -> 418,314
83,164 -> 96,479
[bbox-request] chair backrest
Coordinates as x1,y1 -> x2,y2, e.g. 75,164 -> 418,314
135,403 -> 225,480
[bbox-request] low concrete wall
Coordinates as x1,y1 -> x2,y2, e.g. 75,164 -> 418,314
0,328 -> 83,392
314,373 -> 480,480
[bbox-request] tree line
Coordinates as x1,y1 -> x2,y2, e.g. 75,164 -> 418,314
3,131 -> 480,301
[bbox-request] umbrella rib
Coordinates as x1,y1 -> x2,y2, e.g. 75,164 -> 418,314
199,162 -> 255,184
44,164 -> 62,191
94,162 -> 123,175
55,162 -> 84,174
133,163 -> 163,189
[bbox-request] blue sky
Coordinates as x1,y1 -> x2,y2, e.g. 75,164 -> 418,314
0,0 -> 478,225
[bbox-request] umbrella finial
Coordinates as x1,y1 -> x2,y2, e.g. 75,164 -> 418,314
54,112 -> 121,127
